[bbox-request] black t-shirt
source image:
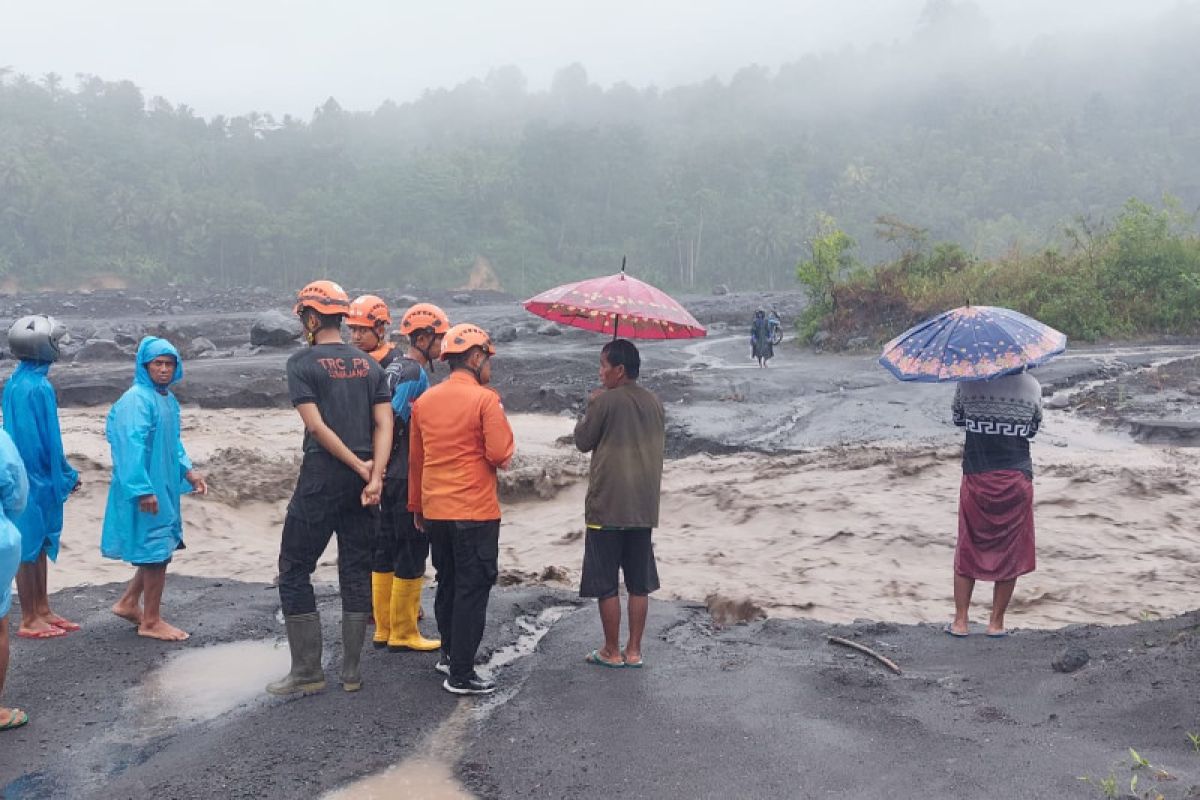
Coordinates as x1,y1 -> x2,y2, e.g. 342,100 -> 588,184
962,431 -> 1033,479
287,343 -> 391,457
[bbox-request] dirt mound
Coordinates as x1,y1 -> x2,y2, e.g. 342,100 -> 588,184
705,593 -> 767,626
498,451 -> 589,502
498,565 -> 572,587
199,447 -> 300,507
459,256 -> 503,291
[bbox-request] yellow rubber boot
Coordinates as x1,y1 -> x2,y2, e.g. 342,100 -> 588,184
387,577 -> 441,652
371,572 -> 394,649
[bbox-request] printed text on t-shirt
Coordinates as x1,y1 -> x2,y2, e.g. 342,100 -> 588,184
317,357 -> 371,379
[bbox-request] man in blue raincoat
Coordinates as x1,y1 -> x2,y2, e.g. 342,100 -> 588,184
2,315 -> 81,640
102,337 -> 207,642
0,428 -> 31,731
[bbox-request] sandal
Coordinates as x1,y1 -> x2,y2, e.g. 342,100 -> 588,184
0,708 -> 29,731
50,618 -> 81,632
585,649 -> 625,669
17,626 -> 67,640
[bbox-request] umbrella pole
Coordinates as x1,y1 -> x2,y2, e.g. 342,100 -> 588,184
613,313 -> 619,341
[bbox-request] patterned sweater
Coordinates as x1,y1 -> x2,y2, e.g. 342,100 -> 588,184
952,372 -> 1043,477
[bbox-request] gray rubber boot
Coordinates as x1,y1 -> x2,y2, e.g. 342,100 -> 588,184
341,612 -> 370,692
266,612 -> 326,696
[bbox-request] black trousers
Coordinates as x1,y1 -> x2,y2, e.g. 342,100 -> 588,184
278,453 -> 374,616
428,519 -> 500,680
372,474 -> 431,579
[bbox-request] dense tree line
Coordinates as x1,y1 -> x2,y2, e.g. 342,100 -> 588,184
797,199 -> 1200,343
1,1 -> 1199,294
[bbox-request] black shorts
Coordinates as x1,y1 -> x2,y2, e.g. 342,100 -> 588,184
579,528 -> 660,599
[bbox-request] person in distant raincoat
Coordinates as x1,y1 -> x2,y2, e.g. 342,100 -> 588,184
750,309 -> 774,368
0,429 -> 31,731
2,315 -> 81,640
101,337 -> 207,642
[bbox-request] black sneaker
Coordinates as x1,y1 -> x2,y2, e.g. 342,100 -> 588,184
443,675 -> 496,695
434,654 -> 451,676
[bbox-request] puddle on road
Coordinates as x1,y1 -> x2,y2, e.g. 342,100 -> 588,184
131,638 -> 290,731
325,605 -> 576,799
479,605 -> 574,681
322,757 -> 474,800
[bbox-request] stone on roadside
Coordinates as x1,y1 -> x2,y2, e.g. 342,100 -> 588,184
250,310 -> 303,347
811,330 -> 832,347
1044,395 -> 1070,410
189,337 -> 217,358
847,336 -> 870,349
451,293 -> 473,305
494,325 -> 519,343
712,284 -> 730,296
73,339 -> 131,362
537,322 -> 562,337
1051,645 -> 1089,673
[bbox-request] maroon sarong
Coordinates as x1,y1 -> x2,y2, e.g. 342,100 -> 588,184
954,470 -> 1036,581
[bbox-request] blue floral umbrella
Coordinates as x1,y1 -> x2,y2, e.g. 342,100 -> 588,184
879,305 -> 1067,383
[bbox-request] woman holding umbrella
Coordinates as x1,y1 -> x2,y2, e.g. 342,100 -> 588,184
948,371 -> 1043,637
880,306 -> 1065,638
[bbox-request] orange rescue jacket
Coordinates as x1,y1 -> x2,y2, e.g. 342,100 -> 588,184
408,371 -> 514,520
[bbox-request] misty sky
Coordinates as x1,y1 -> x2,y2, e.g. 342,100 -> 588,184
0,0 -> 1189,118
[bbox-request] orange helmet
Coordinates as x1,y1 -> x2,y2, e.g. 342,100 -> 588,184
347,294 -> 391,328
399,303 -> 451,337
439,323 -> 495,360
294,280 -> 350,316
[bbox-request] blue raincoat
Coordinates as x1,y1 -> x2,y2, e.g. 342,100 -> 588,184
0,430 -> 29,618
101,338 -> 194,565
2,360 -> 79,562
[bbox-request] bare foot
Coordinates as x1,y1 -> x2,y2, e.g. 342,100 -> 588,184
17,620 -> 66,639
112,601 -> 142,626
138,620 -> 190,642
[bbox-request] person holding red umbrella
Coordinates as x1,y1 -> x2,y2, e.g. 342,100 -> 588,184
574,339 -> 666,668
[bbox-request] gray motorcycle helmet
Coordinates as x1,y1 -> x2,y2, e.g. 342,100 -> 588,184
7,315 -> 70,363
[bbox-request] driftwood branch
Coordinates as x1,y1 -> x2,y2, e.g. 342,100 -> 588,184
827,635 -> 902,674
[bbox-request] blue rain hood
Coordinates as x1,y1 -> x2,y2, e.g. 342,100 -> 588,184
101,338 -> 193,565
135,336 -> 183,389
2,359 -> 78,562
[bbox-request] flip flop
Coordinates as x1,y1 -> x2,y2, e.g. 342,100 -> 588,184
585,650 -> 625,669
986,631 -> 1009,639
17,627 -> 67,640
623,656 -> 644,669
943,624 -> 969,638
49,619 -> 81,632
0,709 -> 29,731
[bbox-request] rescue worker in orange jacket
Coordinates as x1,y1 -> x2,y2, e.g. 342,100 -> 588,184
409,324 -> 514,695
371,303 -> 450,653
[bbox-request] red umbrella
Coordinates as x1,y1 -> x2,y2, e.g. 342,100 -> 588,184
523,261 -> 706,340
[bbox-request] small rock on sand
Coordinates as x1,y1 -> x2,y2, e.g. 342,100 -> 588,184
73,338 -> 131,362
1051,645 -> 1089,673
705,593 -> 767,627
